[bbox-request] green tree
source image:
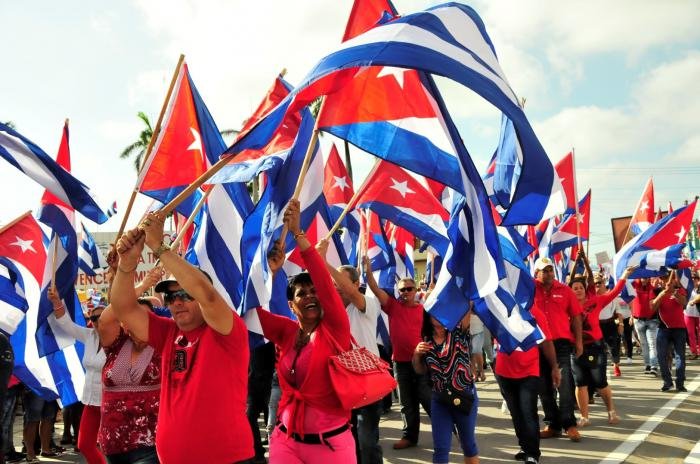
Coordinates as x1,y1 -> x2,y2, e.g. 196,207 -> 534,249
120,111 -> 153,172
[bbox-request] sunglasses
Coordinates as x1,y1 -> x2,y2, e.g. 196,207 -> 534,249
398,287 -> 415,293
594,281 -> 604,286
164,289 -> 194,304
88,314 -> 101,323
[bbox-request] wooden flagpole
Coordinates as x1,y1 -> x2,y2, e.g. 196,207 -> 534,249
323,158 -> 380,240
116,54 -> 186,240
0,211 -> 32,236
169,188 -> 212,254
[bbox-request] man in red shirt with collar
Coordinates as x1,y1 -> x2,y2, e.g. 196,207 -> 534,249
533,257 -> 583,442
651,271 -> 688,392
632,277 -> 660,375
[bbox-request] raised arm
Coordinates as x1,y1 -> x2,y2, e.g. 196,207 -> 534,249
598,267 -> 635,309
316,238 -> 366,311
112,228 -> 150,343
362,255 -> 390,306
47,287 -> 90,343
140,211 -> 235,335
580,249 -> 595,290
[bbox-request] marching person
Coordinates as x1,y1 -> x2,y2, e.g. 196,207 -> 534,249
257,200 -> 356,463
111,211 -> 254,463
652,271 -> 688,392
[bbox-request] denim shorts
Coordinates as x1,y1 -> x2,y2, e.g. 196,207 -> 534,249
23,392 -> 58,423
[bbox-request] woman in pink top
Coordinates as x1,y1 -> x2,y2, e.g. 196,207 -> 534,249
570,266 -> 634,427
257,200 -> 355,463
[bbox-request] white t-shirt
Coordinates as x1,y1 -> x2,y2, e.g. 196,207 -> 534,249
346,292 -> 381,357
686,289 -> 700,317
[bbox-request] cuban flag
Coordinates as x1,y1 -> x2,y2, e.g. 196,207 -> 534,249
207,73 -> 300,185
385,221 -> 415,279
36,122 -> 84,356
472,226 -> 543,353
613,200 -> 697,284
0,213 -> 84,405
322,142 -> 361,265
549,189 -> 591,256
0,257 -> 29,334
555,152 -> 578,214
360,209 -> 395,276
223,3 -> 560,226
0,123 -> 107,224
354,159 -> 450,256
78,222 -> 107,277
137,61 -> 222,217
628,177 -> 655,236
239,111 -> 319,329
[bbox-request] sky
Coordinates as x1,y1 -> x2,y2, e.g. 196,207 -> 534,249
1,0 -> 699,263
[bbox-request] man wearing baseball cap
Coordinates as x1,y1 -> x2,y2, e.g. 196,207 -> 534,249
110,211 -> 253,463
533,257 -> 584,442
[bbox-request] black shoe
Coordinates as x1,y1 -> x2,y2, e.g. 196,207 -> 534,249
515,450 -> 526,461
661,384 -> 673,392
650,367 -> 659,377
6,451 -> 26,463
644,365 -> 651,373
677,386 -> 688,392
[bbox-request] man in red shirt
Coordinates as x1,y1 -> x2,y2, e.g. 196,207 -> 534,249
111,211 -> 253,464
651,271 -> 688,392
533,257 -> 583,442
631,278 -> 660,375
364,257 -> 431,451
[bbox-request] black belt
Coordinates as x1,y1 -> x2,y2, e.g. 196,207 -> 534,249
277,422 -> 349,450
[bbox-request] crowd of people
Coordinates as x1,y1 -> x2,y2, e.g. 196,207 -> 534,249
0,202 -> 698,464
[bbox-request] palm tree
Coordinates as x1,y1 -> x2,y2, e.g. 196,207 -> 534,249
120,112 -> 153,172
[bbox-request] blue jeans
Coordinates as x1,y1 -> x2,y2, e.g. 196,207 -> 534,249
1,386 -> 19,453
394,361 -> 432,443
497,376 -> 540,460
635,319 -> 659,368
430,388 -> 478,463
106,446 -> 159,464
656,327 -> 687,389
539,339 -> 577,431
351,400 -> 383,464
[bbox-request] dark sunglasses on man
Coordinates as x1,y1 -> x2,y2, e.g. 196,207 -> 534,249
164,289 -> 195,304
398,287 -> 415,293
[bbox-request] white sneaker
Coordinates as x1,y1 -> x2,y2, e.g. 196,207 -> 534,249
625,357 -> 633,365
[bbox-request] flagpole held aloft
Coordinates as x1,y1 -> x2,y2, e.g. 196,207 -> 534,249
0,211 -> 33,236
116,54 -> 186,241
169,187 -> 212,255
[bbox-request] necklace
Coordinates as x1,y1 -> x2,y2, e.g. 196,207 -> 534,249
290,324 -> 318,378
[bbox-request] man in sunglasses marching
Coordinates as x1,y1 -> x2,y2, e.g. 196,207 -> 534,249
110,211 -> 253,464
363,256 -> 431,451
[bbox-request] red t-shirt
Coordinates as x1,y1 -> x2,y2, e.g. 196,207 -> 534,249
148,311 -> 253,464
381,298 -> 424,362
534,280 -> 582,342
495,306 -> 552,379
580,279 -> 626,344
656,288 -> 687,329
631,280 -> 655,318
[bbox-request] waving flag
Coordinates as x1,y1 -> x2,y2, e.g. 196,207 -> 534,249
385,221 -> 414,279
342,0 -> 397,41
208,74 -> 300,184
0,123 -> 107,224
224,3 -> 560,226
78,223 -> 107,277
555,151 -> 577,214
354,159 -> 449,255
323,143 -> 361,264
36,122 -> 83,356
629,178 -> 655,236
361,209 -> 395,274
549,189 -> 591,255
137,61 -> 220,216
0,213 -> 84,404
613,200 -> 697,283
0,257 -> 29,335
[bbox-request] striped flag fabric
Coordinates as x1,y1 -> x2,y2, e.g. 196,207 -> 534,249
78,222 -> 107,276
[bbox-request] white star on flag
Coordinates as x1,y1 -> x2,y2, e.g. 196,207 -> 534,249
377,67 -> 408,89
187,127 -> 203,154
389,178 -> 415,198
639,200 -> 649,212
675,226 -> 686,242
332,176 -> 349,191
10,236 -> 36,253
578,213 -> 585,224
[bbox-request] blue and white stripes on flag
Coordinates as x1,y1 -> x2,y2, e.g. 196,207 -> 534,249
0,123 -> 107,224
78,223 -> 107,277
106,201 -> 118,218
0,257 -> 28,334
223,3 -> 564,226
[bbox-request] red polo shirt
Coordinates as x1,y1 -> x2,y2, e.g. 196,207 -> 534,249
656,288 -> 687,329
631,280 -> 655,319
495,305 -> 551,379
534,279 -> 582,342
381,298 -> 424,362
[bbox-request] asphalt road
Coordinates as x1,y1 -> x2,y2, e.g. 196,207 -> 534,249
16,355 -> 700,464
